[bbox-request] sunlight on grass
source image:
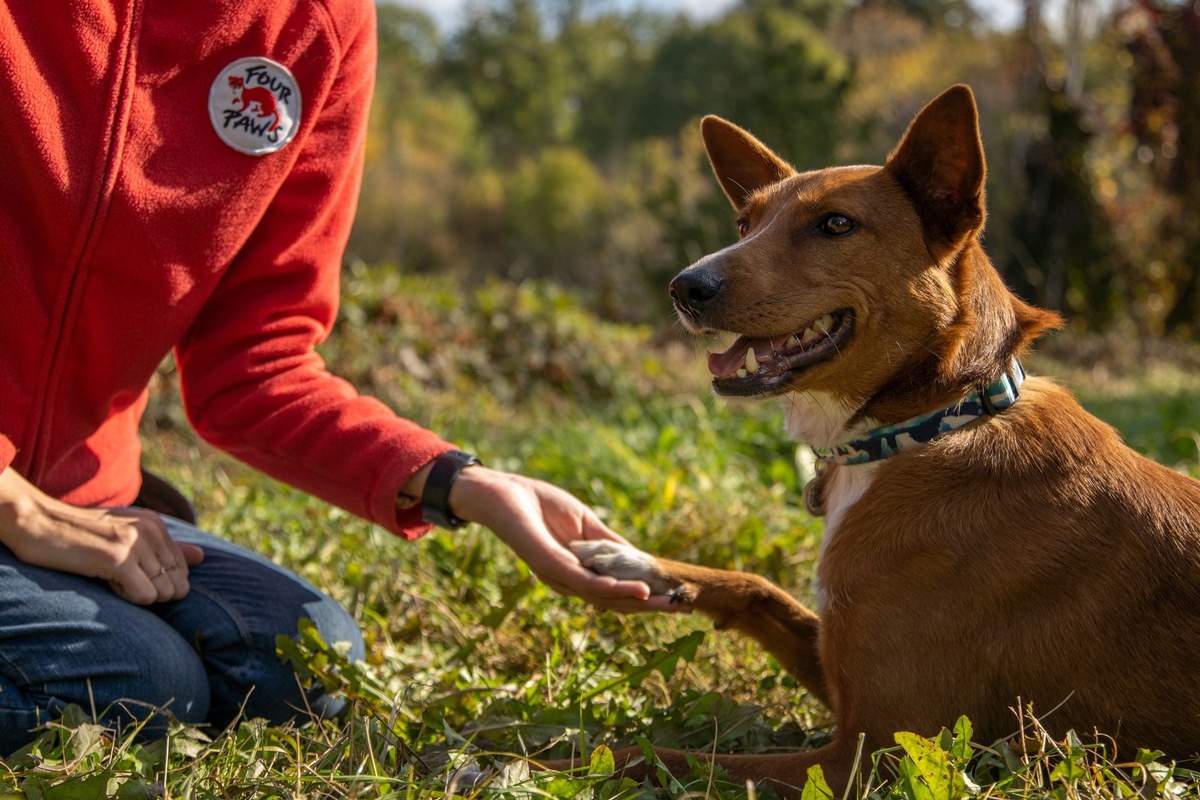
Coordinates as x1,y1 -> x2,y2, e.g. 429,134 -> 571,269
6,273 -> 1199,798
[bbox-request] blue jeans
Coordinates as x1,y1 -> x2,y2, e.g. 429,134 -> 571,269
0,513 -> 364,754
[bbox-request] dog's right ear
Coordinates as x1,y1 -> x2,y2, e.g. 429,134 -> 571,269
701,116 -> 796,210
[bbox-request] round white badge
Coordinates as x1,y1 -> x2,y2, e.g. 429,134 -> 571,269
208,57 -> 302,156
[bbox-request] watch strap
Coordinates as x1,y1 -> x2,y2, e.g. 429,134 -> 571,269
420,450 -> 481,529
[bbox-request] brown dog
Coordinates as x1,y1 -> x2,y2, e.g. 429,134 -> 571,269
565,85 -> 1200,797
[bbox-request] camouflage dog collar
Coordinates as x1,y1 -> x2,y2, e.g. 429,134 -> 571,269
818,358 -> 1025,467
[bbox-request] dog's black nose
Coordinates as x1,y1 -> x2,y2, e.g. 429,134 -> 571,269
670,269 -> 724,314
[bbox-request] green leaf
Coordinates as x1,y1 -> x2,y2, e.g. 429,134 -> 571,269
949,716 -> 975,763
34,775 -> 109,800
801,764 -> 835,800
114,779 -> 162,800
588,744 -> 615,777
895,732 -> 955,800
1049,730 -> 1088,785
1135,748 -> 1166,765
896,753 -> 935,800
537,774 -> 609,798
1049,756 -> 1087,785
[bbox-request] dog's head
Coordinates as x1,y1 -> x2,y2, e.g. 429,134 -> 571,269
672,85 -> 1061,447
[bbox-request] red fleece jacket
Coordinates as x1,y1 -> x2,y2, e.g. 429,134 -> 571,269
0,0 -> 453,538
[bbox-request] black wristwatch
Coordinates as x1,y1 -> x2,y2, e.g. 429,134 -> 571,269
420,450 -> 481,529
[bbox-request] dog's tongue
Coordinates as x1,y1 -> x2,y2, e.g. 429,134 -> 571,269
708,335 -> 778,378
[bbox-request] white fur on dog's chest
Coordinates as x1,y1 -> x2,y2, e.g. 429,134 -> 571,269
783,388 -> 882,611
815,461 -> 880,612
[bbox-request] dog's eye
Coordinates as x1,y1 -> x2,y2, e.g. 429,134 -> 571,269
736,218 -> 750,237
820,214 -> 855,236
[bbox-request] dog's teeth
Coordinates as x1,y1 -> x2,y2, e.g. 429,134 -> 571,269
801,327 -> 818,345
736,367 -> 748,378
814,314 -> 834,334
786,334 -> 801,348
746,347 -> 759,373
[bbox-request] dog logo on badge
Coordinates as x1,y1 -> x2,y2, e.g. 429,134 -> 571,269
209,57 -> 301,156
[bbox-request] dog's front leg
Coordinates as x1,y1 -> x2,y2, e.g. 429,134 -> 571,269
572,541 -> 829,707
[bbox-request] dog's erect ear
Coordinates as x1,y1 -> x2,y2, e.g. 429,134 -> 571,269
701,116 -> 797,209
885,85 -> 986,248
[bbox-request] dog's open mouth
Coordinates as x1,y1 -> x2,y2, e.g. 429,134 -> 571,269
706,310 -> 854,397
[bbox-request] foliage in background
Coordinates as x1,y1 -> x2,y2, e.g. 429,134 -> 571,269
350,0 -> 1197,335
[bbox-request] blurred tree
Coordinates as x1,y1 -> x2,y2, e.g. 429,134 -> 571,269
1120,0 -> 1200,335
350,5 -> 498,274
1008,82 -> 1125,326
852,0 -> 979,29
437,0 -> 577,158
350,0 -> 1195,334
375,3 -> 440,84
626,0 -> 852,171
564,9 -> 672,159
985,0 -> 1125,329
505,146 -> 611,274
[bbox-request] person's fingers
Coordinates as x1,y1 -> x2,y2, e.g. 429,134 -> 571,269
113,511 -> 192,603
591,594 -> 692,614
158,538 -> 193,598
536,558 -> 654,602
147,566 -> 177,603
580,518 -> 631,547
157,555 -> 189,599
133,513 -> 191,601
541,577 -> 690,613
115,565 -> 160,605
179,542 -> 205,566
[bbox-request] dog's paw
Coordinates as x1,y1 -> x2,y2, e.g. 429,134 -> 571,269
570,540 -> 688,600
571,540 -> 662,582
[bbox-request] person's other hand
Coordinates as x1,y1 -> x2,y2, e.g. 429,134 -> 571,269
0,468 -> 205,604
448,467 -> 687,613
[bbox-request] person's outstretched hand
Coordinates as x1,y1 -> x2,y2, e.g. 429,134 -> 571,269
445,466 -> 686,613
0,467 -> 205,604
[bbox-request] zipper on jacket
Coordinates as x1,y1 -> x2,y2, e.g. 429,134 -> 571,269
25,0 -> 143,484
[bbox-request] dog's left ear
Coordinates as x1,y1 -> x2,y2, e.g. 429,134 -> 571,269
885,85 -> 985,250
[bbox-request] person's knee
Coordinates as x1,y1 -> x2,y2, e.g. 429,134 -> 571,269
168,573 -> 363,727
85,623 -> 212,730
151,520 -> 365,727
0,561 -> 212,745
231,598 -> 364,724
6,621 -> 213,747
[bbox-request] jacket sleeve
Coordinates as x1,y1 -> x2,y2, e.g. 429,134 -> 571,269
174,1 -> 452,539
0,435 -> 15,474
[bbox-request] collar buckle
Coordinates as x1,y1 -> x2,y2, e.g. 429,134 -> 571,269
980,358 -> 1025,415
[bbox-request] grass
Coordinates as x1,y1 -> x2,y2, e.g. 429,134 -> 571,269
4,268 -> 1200,798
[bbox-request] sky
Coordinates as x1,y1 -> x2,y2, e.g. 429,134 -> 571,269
391,0 -> 1024,32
